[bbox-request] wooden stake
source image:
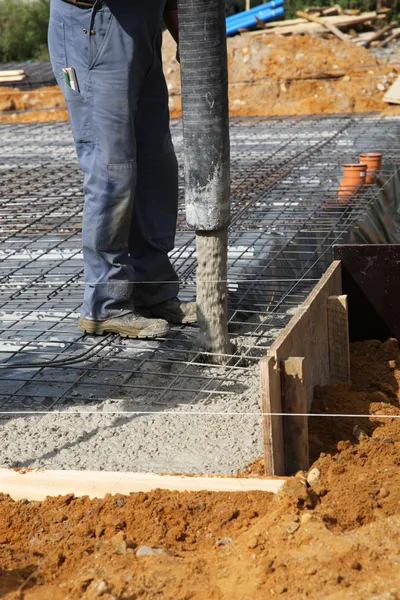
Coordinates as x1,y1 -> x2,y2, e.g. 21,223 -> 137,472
261,355 -> 285,476
246,0 -> 251,10
281,357 -> 309,474
327,295 -> 350,384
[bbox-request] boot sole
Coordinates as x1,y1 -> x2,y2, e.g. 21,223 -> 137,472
78,318 -> 169,340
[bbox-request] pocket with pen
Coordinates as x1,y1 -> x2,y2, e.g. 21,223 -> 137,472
62,67 -> 81,94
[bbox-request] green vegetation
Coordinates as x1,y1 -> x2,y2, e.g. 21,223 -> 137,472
0,0 -> 50,62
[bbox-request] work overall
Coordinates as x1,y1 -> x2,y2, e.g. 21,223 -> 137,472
48,0 -> 179,320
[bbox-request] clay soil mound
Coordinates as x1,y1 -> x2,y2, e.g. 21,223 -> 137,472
2,32 -> 400,124
165,31 -> 400,118
2,339 -> 400,598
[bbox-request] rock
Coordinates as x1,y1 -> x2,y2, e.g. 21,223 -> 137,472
377,83 -> 386,91
353,425 -> 369,440
351,560 -> 362,571
116,498 -> 125,507
111,531 -> 128,552
389,360 -> 396,369
378,488 -> 390,499
369,391 -> 391,404
343,75 -> 351,82
295,470 -> 307,482
116,541 -> 127,554
216,537 -> 233,547
286,522 -> 300,534
378,382 -> 396,398
275,478 -> 308,503
306,468 -> 321,486
276,585 -> 288,594
136,545 -> 154,556
94,580 -> 109,596
136,545 -> 163,557
300,513 -> 313,524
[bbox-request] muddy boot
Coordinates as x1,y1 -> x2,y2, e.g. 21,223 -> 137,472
137,298 -> 197,324
78,312 -> 169,339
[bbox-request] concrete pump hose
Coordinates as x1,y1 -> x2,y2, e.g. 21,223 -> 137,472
177,0 -> 231,231
178,0 -> 232,364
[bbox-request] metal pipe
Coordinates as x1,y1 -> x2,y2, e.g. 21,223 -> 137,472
226,0 -> 284,27
226,6 -> 285,35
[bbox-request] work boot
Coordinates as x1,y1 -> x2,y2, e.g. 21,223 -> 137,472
78,312 -> 169,339
137,298 -> 197,324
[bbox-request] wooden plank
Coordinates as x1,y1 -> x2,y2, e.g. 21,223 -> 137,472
260,355 -> 285,476
0,75 -> 26,83
365,21 -> 396,46
328,295 -> 350,384
383,75 -> 400,104
0,70 -> 25,77
0,469 -> 286,501
281,357 -> 309,474
261,261 -> 342,476
251,12 -> 381,36
269,260 -> 342,409
296,10 -> 350,42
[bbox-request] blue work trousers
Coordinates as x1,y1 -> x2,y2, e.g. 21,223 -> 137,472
48,0 -> 179,320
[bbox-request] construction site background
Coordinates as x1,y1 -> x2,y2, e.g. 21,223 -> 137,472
0,0 -> 397,63
1,29 -> 400,123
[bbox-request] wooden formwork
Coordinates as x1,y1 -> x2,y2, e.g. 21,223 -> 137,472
261,260 -> 351,476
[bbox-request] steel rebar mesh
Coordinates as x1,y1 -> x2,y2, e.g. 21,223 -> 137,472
1,114 -> 400,414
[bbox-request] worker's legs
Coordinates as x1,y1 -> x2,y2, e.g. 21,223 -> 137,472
48,0 -> 167,320
129,29 -> 179,308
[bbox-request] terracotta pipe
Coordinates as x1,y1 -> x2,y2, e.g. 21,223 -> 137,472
359,152 -> 382,184
338,163 -> 367,203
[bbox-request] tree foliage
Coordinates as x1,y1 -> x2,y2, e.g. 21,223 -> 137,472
0,0 -> 50,62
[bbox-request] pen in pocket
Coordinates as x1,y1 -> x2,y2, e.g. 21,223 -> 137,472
62,67 -> 80,93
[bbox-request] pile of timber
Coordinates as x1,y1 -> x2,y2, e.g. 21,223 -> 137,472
0,69 -> 26,84
248,6 -> 400,47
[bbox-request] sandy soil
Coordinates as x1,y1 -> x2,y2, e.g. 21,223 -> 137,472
2,31 -> 400,125
2,338 -> 400,599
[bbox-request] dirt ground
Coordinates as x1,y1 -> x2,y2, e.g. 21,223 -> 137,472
2,339 -> 400,599
2,31 -> 400,124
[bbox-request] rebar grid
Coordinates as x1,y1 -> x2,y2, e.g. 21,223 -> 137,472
1,114 -> 400,412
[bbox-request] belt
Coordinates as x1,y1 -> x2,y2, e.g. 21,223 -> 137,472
62,0 -> 97,8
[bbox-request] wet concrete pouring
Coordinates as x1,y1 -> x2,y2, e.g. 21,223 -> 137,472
1,115 -> 400,474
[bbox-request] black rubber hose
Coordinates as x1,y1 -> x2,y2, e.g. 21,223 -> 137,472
177,0 -> 231,231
